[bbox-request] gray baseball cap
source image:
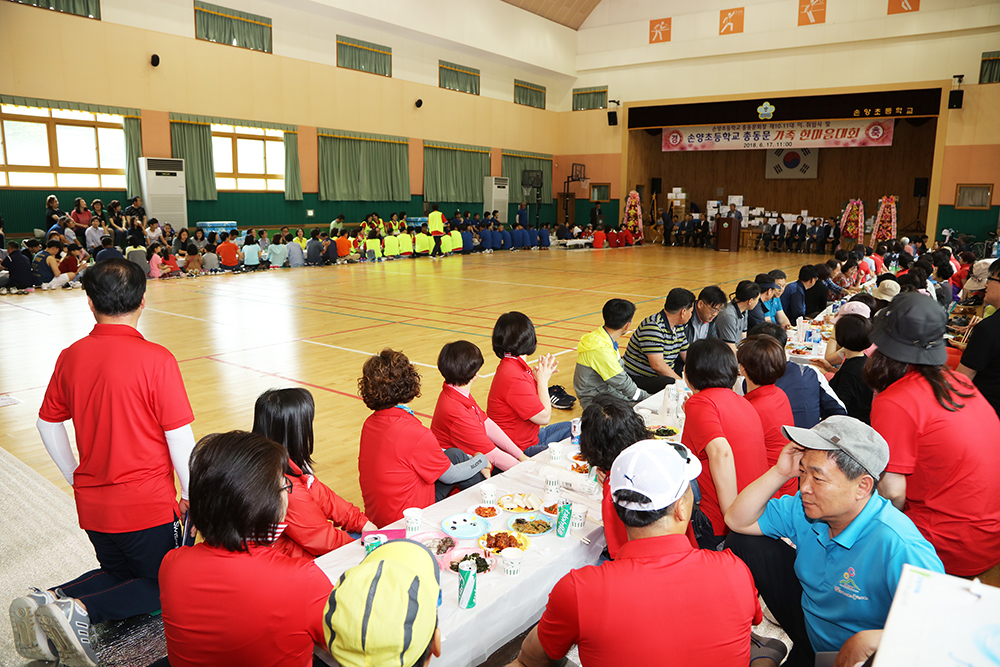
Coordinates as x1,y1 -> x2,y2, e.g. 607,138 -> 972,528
781,415 -> 889,481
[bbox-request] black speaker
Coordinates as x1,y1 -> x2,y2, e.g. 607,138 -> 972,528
651,178 -> 662,195
521,170 -> 543,189
415,99 -> 423,108
150,54 -> 160,67
607,111 -> 618,126
948,90 -> 964,109
914,177 -> 929,198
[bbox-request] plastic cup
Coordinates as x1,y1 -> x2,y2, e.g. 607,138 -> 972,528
570,503 -> 588,529
501,548 -> 524,576
549,441 -> 565,462
480,483 -> 497,505
403,507 -> 423,537
544,474 -> 560,496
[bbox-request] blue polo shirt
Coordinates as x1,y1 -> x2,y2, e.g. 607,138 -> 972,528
757,492 -> 942,652
763,296 -> 783,322
780,280 -> 808,323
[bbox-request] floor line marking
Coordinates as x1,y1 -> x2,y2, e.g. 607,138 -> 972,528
301,340 -> 438,369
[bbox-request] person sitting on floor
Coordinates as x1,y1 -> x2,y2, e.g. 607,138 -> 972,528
32,239 -> 75,290
95,236 -> 123,262
726,416 -> 944,667
358,349 -> 489,528
1,240 -> 33,293
621,288 -> 695,394
415,224 -> 432,257
827,314 -> 875,424
573,298 -> 649,409
431,341 -> 528,472
252,388 -> 374,558
506,440 -> 786,667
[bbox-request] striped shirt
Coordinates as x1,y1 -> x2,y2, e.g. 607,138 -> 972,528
622,310 -> 689,378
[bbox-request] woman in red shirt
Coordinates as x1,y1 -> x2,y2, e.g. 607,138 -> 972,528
160,431 -> 333,667
486,312 -> 572,456
358,349 -> 489,528
431,340 -> 527,471
736,336 -> 797,498
252,388 -> 374,558
866,292 -> 1000,583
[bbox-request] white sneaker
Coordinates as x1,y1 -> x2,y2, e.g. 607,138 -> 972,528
42,283 -> 50,291
0,287 -> 7,294
36,599 -> 98,667
9,588 -> 59,661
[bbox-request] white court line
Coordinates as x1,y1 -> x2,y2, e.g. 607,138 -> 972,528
478,348 -> 576,378
302,339 -> 438,369
374,269 -> 662,300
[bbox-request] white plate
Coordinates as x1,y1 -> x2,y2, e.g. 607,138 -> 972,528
467,504 -> 503,521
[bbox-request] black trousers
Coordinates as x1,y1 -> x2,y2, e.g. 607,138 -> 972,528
431,236 -> 443,257
627,372 -> 676,394
58,519 -> 178,624
727,532 -> 815,667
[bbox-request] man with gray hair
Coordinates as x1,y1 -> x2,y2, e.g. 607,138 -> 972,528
726,416 -> 944,667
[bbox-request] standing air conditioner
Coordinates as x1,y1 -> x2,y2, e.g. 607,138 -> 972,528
138,157 -> 187,229
484,177 -> 510,225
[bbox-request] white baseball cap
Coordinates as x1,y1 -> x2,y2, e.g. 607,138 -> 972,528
610,440 -> 702,511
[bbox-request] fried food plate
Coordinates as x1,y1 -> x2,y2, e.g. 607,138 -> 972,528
478,529 -> 531,553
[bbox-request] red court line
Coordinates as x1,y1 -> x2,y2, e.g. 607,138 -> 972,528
207,357 -> 433,419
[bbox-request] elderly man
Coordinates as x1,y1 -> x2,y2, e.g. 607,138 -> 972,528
507,440 -> 786,667
726,416 -> 943,667
622,288 -> 695,393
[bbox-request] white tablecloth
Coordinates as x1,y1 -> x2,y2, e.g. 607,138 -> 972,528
314,450 -> 606,667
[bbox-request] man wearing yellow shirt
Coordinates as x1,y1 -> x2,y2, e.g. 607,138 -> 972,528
428,204 -> 445,259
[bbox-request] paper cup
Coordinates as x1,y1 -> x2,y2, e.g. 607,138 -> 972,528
549,441 -> 565,462
480,483 -> 497,505
570,503 -> 587,529
501,548 -> 523,576
403,507 -> 423,537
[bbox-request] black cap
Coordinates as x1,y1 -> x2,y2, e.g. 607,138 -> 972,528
870,292 -> 946,365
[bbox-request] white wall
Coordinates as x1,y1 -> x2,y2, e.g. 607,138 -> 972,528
572,0 -> 1000,105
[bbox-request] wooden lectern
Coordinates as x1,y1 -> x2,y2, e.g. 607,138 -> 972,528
715,217 -> 741,253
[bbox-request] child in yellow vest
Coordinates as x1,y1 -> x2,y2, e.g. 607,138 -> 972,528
383,232 -> 400,260
414,224 -> 431,257
398,227 -> 414,257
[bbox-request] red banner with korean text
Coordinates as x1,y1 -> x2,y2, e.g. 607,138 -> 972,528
661,119 -> 894,152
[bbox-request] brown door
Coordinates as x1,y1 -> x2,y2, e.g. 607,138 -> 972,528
557,193 -> 576,228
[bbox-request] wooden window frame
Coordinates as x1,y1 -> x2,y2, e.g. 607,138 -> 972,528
590,183 -> 611,202
955,183 -> 994,210
0,105 -> 125,189
211,125 -> 284,193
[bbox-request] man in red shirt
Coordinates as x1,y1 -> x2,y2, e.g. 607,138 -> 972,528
216,231 -> 242,270
506,440 -> 785,667
10,259 -> 195,666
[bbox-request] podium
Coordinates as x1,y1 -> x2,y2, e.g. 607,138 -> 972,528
715,217 -> 741,253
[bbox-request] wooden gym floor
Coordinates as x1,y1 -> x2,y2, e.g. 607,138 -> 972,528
0,244 -> 814,508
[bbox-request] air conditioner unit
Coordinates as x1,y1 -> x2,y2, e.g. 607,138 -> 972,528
484,177 -> 510,225
139,157 -> 187,228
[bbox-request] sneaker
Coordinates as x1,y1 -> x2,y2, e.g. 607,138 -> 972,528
9,588 -> 59,661
42,283 -> 50,291
35,599 -> 98,667
548,385 -> 576,410
62,283 -> 73,289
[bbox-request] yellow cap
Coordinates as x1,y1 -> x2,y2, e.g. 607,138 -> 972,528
323,540 -> 441,667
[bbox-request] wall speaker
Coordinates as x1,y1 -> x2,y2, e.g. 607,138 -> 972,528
651,178 -> 662,194
607,111 -> 618,126
415,99 -> 423,108
948,90 -> 964,109
913,177 -> 929,198
150,54 -> 160,67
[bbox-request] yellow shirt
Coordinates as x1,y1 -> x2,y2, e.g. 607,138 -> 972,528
450,230 -> 463,250
383,235 -> 400,256
428,211 -> 445,235
398,233 -> 414,255
294,236 -> 308,251
364,237 -> 382,258
441,235 -> 453,254
415,233 -> 431,253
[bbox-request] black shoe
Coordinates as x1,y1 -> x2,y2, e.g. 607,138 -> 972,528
548,385 -> 576,410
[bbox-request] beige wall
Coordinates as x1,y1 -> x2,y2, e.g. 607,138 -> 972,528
941,84 -> 1000,205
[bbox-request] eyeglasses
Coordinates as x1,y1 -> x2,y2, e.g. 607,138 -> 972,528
281,479 -> 293,495
701,302 -> 725,314
988,277 -> 1000,285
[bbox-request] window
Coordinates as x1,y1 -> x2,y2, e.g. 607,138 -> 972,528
439,61 -> 480,95
337,35 -> 391,77
0,104 -> 126,189
7,0 -> 100,19
573,86 -> 608,111
981,51 -> 1000,84
194,1 -> 272,53
514,79 -> 546,110
590,183 -> 610,202
211,124 -> 284,192
955,184 -> 993,210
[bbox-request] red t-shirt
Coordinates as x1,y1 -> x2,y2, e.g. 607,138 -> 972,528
951,264 -> 971,289
358,407 -> 452,528
336,236 -> 351,257
272,460 -> 370,559
217,241 -> 239,266
744,385 -> 798,498
592,231 -> 606,248
601,477 -> 629,560
681,388 -> 768,536
487,356 -> 543,451
536,534 -> 761,666
39,324 -> 194,533
160,543 -> 330,667
58,254 -> 79,274
431,383 -> 493,457
873,370 -> 1000,576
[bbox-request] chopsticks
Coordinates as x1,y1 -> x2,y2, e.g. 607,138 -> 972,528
572,530 -> 591,545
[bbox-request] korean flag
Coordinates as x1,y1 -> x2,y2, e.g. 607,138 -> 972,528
766,149 -> 818,180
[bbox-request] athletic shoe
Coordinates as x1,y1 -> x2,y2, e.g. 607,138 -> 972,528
61,283 -> 73,289
9,588 -> 59,661
548,385 -> 576,410
36,599 -> 98,667
0,287 -> 7,294
42,284 -> 50,291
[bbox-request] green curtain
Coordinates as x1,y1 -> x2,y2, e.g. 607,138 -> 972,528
124,117 -> 142,199
170,121 -> 217,201
283,131 -> 302,201
195,1 -> 271,53
502,150 -> 553,202
337,36 -> 391,77
317,129 -> 409,202
572,86 -> 608,111
168,112 -> 292,132
514,80 -> 545,109
0,95 -> 137,117
9,0 -> 99,18
590,184 -> 610,201
423,142 -> 489,203
439,61 -> 480,95
981,51 -> 1000,84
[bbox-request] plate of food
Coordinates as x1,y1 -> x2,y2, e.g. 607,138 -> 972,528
570,452 -> 588,463
478,530 -> 531,553
446,548 -> 496,575
440,513 -> 490,540
540,502 -> 560,518
508,513 -> 554,536
497,493 -> 541,513
650,425 -> 680,439
566,460 -> 591,475
410,531 -> 457,560
467,504 -> 503,520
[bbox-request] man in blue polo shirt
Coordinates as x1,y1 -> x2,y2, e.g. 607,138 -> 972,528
726,416 -> 943,667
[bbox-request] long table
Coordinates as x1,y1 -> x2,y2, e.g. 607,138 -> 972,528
314,449 -> 606,667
